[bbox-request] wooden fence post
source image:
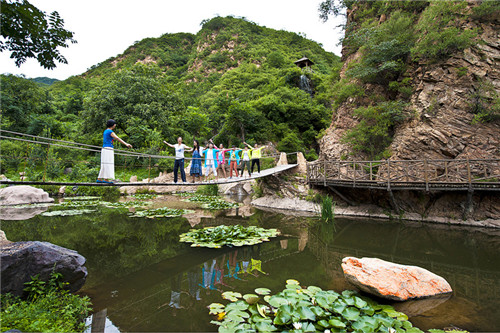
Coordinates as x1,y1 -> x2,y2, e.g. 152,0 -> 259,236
387,159 -> 391,191
424,159 -> 429,192
466,157 -> 472,191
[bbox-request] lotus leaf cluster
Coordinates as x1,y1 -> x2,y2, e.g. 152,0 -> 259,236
181,194 -> 239,210
130,207 -> 192,218
104,201 -> 152,209
130,193 -> 158,200
41,209 -> 97,217
209,279 -> 424,332
179,225 -> 280,248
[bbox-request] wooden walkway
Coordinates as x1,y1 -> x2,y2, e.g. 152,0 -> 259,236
307,159 -> 500,191
0,164 -> 297,187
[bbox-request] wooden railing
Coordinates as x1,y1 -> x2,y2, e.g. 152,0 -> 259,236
307,159 -> 500,191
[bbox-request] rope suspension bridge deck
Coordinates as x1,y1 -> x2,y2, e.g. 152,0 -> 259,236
0,164 -> 298,187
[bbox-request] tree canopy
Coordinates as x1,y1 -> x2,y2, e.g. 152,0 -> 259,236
0,0 -> 76,69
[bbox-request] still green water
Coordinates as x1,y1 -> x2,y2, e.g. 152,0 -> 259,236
1,195 -> 499,332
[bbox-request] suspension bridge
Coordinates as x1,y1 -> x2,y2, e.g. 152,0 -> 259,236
0,130 -> 297,186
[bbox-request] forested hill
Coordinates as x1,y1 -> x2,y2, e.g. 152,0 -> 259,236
1,16 -> 341,161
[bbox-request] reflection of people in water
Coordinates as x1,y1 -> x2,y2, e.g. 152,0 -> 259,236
200,259 -> 218,291
225,250 -> 245,281
169,273 -> 184,309
214,254 -> 233,289
188,267 -> 201,301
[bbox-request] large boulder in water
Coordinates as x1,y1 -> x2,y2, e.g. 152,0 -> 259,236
1,241 -> 87,297
342,257 -> 452,301
0,185 -> 54,206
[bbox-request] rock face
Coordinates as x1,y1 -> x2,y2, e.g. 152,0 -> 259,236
0,185 -> 54,206
318,2 -> 500,221
1,241 -> 87,297
342,257 -> 453,301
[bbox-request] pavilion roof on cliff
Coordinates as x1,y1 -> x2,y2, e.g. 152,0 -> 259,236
294,57 -> 314,68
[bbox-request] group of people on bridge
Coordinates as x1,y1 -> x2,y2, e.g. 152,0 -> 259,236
97,119 -> 267,184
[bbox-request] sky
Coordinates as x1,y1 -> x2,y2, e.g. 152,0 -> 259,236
0,0 -> 345,81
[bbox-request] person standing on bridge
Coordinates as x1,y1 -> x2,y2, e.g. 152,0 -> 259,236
97,119 -> 132,184
163,137 -> 192,184
190,140 -> 202,183
215,143 -> 229,181
228,145 -> 242,179
244,142 -> 267,174
203,140 -> 218,182
240,145 -> 252,178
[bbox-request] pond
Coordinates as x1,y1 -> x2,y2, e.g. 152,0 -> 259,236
1,194 -> 499,332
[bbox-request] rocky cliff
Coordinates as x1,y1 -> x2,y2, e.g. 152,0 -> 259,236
317,1 -> 500,221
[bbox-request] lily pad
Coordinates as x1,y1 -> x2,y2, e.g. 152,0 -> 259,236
243,294 -> 260,304
255,288 -> 271,295
222,291 -> 242,302
41,209 -> 96,217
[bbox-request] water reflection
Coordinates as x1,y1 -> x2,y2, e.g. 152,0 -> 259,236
2,197 -> 499,332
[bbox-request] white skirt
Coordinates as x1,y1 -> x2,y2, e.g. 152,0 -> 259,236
98,147 -> 114,179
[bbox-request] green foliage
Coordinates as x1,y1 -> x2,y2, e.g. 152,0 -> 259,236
331,79 -> 365,109
342,101 -> 410,159
0,0 -> 76,69
320,195 -> 335,224
471,0 -> 500,22
470,78 -> 500,123
130,207 -> 191,218
346,11 -> 416,84
179,225 -> 280,248
196,184 -> 219,196
181,193 -> 239,210
1,271 -> 92,332
209,280 -> 424,332
411,1 -> 477,61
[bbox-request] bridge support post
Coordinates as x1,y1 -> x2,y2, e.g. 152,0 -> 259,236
388,189 -> 401,216
462,190 -> 474,220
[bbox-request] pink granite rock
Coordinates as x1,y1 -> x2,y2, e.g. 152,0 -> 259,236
342,257 -> 453,301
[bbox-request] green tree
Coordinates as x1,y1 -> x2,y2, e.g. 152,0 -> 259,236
82,64 -> 183,147
0,0 -> 76,69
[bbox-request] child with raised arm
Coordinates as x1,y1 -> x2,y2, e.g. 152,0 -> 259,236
163,137 -> 192,184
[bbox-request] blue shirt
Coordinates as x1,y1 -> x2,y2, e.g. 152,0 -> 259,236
103,129 -> 114,148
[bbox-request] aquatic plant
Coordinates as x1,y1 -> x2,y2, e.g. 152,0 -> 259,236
130,193 -> 158,200
41,209 -> 96,217
103,201 -> 152,209
130,207 -> 192,218
55,200 -> 106,208
209,279 -> 424,332
320,195 -> 335,225
181,193 -> 239,210
179,225 -> 280,248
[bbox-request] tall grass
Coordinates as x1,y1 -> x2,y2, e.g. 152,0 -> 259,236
320,195 -> 335,225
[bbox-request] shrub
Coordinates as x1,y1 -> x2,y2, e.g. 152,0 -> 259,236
196,184 -> 219,196
342,101 -> 410,159
1,271 -> 92,333
411,1 -> 478,61
320,195 -> 335,224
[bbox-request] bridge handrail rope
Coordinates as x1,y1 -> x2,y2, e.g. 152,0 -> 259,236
0,131 -> 297,161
